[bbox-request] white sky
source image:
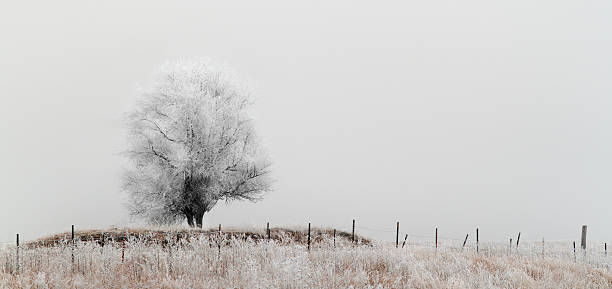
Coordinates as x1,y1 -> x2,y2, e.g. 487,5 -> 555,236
1,0 -> 611,244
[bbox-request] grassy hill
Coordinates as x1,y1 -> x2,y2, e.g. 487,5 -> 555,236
25,226 -> 371,248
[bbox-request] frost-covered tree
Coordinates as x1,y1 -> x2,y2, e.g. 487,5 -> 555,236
123,59 -> 272,228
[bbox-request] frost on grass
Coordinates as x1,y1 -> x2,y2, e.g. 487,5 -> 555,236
0,228 -> 611,289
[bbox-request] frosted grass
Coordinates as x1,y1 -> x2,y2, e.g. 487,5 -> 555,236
0,230 -> 610,288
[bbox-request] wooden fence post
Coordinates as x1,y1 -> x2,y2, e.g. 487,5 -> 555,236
333,229 -> 336,248
16,234 -> 19,274
307,223 -> 311,251
122,235 -> 125,263
476,228 -> 479,253
266,222 -> 270,240
605,243 -> 607,256
461,234 -> 468,251
101,233 -> 105,255
402,234 -> 408,248
435,227 -> 438,250
396,222 -> 399,248
509,238 -> 512,252
516,232 -> 521,249
581,225 -> 587,250
168,240 -> 173,275
352,219 -> 355,244
71,225 -> 75,265
573,241 -> 576,262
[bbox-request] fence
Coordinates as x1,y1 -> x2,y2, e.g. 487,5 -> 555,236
1,222 -> 610,276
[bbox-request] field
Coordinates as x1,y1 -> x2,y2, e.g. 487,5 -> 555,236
1,227 -> 611,288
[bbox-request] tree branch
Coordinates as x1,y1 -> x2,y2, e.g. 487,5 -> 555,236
141,118 -> 178,143
222,163 -> 271,199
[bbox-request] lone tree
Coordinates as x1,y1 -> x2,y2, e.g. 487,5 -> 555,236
123,59 -> 272,228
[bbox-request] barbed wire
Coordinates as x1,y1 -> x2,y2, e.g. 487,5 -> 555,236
353,225 -> 473,242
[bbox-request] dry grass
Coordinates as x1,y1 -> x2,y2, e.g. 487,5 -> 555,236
24,227 -> 371,249
0,227 -> 610,288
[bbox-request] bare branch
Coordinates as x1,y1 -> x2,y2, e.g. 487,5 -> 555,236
141,118 -> 178,143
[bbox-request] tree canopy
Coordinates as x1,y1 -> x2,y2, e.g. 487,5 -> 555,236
123,59 -> 272,227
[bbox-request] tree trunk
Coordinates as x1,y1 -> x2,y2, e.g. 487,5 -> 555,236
183,174 -> 205,228
195,211 -> 204,229
186,213 -> 195,227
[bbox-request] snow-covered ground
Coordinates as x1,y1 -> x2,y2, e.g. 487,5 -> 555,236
0,231 -> 610,288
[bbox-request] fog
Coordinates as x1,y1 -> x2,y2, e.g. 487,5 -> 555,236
1,0 -> 611,244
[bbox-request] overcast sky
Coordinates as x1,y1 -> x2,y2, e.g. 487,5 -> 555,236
1,0 -> 611,244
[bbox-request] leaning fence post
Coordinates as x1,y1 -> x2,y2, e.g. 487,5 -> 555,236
461,234 -> 468,251
16,233 -> 20,274
402,234 -> 408,248
516,232 -> 521,249
307,223 -> 311,251
218,224 -> 222,256
396,222 -> 399,248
